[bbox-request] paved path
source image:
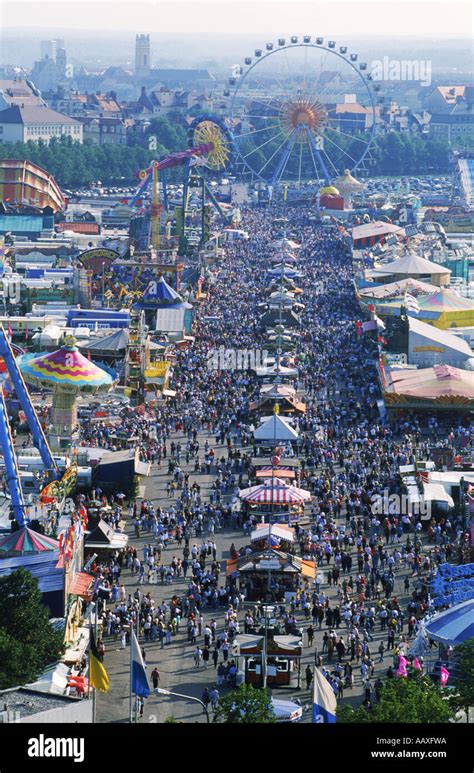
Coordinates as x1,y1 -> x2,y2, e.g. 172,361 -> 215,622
97,422 -> 424,724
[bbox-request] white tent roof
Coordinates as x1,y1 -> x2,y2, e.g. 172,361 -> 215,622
251,523 -> 296,543
373,252 -> 451,276
421,483 -> 455,507
424,471 -> 474,487
253,414 -> 299,441
409,316 -> 473,357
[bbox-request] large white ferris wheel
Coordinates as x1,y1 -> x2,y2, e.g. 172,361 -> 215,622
228,36 -> 379,186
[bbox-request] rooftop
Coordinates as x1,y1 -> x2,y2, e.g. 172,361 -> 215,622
0,687 -> 79,717
0,104 -> 81,125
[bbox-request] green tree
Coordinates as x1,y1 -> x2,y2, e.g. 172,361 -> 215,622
337,674 -> 454,723
0,567 -> 64,689
213,684 -> 276,724
145,116 -> 187,153
449,638 -> 474,716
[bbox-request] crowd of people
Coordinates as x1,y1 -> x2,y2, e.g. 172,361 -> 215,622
86,205 -> 469,721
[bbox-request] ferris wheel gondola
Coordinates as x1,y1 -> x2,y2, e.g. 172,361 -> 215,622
229,38 -> 377,187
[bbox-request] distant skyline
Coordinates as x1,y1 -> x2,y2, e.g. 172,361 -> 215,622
2,0 -> 473,36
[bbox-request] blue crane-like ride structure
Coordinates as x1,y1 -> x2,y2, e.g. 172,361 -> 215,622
0,326 -> 59,528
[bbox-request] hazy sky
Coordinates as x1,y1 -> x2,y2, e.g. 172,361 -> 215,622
2,0 -> 473,36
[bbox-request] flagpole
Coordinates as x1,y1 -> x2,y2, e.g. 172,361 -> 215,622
92,602 -> 98,723
135,610 -> 139,723
129,613 -> 134,723
88,607 -> 92,709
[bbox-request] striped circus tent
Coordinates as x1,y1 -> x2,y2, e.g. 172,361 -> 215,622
238,478 -> 311,505
0,527 -> 59,555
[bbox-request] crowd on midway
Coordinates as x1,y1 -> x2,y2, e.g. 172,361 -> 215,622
81,206 -> 469,719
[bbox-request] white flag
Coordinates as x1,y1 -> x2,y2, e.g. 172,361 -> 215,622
312,668 -> 337,723
404,292 -> 420,314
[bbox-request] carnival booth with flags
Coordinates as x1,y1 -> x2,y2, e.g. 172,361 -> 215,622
238,477 -> 311,525
226,547 -> 316,601
59,508 -> 95,651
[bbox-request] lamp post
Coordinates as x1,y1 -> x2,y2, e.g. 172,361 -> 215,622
101,262 -> 105,307
157,687 -> 210,723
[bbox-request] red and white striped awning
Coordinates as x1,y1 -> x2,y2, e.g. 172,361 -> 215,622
239,478 -> 311,505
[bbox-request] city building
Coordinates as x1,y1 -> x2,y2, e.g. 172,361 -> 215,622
40,38 -> 65,64
135,34 -> 151,78
79,115 -> 129,145
428,102 -> 474,143
0,78 -> 45,110
29,57 -> 67,93
423,85 -> 469,113
0,104 -> 83,144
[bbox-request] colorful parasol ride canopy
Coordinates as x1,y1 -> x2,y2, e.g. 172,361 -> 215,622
0,526 -> 59,555
19,336 -> 115,452
20,338 -> 115,394
238,478 -> 311,505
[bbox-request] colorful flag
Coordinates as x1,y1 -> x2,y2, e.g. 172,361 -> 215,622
396,655 -> 408,677
440,666 -> 449,686
24,323 -> 29,340
7,321 -> 13,339
131,629 -> 150,698
312,668 -> 337,723
89,628 -> 110,693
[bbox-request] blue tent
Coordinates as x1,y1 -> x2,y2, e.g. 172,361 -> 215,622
424,600 -> 474,646
136,276 -> 183,309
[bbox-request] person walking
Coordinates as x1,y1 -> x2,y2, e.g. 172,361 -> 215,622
378,641 -> 385,662
194,646 -> 203,667
307,624 -> 315,648
305,664 -> 313,690
210,687 -> 220,711
201,687 -> 211,712
151,667 -> 160,695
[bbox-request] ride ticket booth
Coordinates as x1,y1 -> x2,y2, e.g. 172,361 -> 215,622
233,633 -> 303,688
225,548 -> 316,602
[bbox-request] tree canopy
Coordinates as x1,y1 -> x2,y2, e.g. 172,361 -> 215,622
449,638 -> 474,716
213,684 -> 276,724
0,567 -> 64,690
337,674 -> 454,723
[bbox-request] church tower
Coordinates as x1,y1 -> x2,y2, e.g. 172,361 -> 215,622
135,34 -> 151,78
